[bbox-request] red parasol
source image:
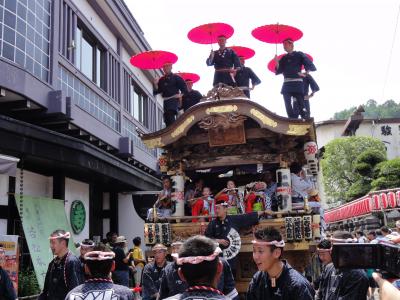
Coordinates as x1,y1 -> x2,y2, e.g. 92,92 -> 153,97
267,53 -> 313,73
188,23 -> 234,45
176,72 -> 200,83
129,50 -> 178,70
229,46 -> 255,60
252,24 -> 303,44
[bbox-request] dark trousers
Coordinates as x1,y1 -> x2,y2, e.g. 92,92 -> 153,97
163,110 -> 177,126
303,99 -> 311,118
283,92 -> 306,118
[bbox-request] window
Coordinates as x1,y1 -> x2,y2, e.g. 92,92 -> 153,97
75,25 -> 105,89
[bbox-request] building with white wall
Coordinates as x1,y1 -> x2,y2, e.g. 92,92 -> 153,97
0,0 -> 163,249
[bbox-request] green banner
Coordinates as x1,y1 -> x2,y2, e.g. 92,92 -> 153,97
16,195 -> 77,289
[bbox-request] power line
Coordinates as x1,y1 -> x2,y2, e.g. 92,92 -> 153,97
382,3 -> 400,102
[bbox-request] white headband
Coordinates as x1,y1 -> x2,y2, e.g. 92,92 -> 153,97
329,237 -> 357,243
49,232 -> 71,240
251,239 -> 285,248
84,251 -> 115,261
317,248 -> 332,253
80,241 -> 95,248
176,247 -> 222,265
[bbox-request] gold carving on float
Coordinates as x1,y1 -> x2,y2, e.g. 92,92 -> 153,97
171,115 -> 195,138
206,105 -> 238,115
143,137 -> 164,149
286,124 -> 310,135
250,109 -> 278,128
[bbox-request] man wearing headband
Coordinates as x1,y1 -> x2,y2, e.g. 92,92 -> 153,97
38,229 -> 83,300
205,198 -> 273,277
206,35 -> 241,87
66,243 -> 134,300
317,231 -> 368,300
164,235 -> 228,300
142,244 -> 170,300
234,56 -> 261,98
0,245 -> 17,300
181,79 -> 202,112
154,62 -> 188,126
315,239 -> 334,300
79,239 -> 95,279
247,227 -> 314,300
274,38 -> 316,119
159,240 -> 238,299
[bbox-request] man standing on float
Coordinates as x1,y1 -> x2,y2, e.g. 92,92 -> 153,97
235,56 -> 261,98
275,38 -> 316,119
153,62 -> 188,126
206,35 -> 241,87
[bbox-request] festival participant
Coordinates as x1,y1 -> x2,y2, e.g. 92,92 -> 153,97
274,38 -> 316,119
147,177 -> 173,221
234,56 -> 261,98
206,35 -> 241,87
153,62 -> 188,126
79,239 -> 95,279
38,230 -> 83,300
244,182 -> 267,213
290,162 -> 313,210
247,227 -> 315,300
315,239 -> 334,300
181,79 -> 203,112
164,235 -> 229,300
205,199 -> 272,275
130,237 -> 146,287
190,187 -> 214,222
159,241 -> 238,300
215,180 -> 242,215
66,243 -> 134,300
112,236 -> 131,287
0,245 -> 16,300
263,171 -> 277,211
301,73 -> 319,119
142,244 -> 170,300
105,231 -> 118,248
318,231 -> 369,300
184,178 -> 204,217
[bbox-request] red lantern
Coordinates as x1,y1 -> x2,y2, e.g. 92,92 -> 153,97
372,194 -> 380,210
380,193 -> 388,209
396,191 -> 400,207
387,192 -> 396,208
158,154 -> 168,173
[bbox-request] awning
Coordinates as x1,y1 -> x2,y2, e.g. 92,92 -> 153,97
0,154 -> 19,176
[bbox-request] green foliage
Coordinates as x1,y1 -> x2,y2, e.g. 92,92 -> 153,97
354,149 -> 387,177
332,99 -> 400,120
18,268 -> 40,297
371,158 -> 400,190
321,136 -> 386,202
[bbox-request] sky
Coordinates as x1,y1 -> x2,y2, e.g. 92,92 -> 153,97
126,0 -> 400,122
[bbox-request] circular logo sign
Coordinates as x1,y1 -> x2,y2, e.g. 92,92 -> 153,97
70,200 -> 86,234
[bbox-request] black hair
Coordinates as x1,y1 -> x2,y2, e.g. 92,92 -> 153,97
133,237 -> 141,246
380,226 -> 390,234
81,239 -> 94,246
356,231 -> 364,236
254,227 -> 283,256
85,243 -> 114,278
332,230 -> 352,240
178,235 -> 219,286
290,162 -> 303,174
317,239 -> 332,250
368,231 -> 376,237
50,229 -> 69,247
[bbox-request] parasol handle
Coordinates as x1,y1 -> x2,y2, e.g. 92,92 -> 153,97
275,22 -> 279,55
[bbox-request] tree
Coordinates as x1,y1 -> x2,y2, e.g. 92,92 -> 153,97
332,99 -> 400,120
371,158 -> 400,190
321,136 -> 386,203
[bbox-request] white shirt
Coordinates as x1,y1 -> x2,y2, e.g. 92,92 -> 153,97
291,173 -> 312,198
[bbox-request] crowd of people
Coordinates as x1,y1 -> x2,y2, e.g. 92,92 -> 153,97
148,162 -> 320,222
153,36 -> 319,127
1,222 -> 400,299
